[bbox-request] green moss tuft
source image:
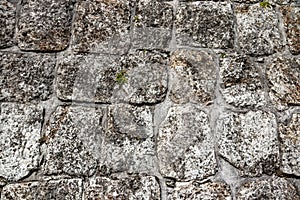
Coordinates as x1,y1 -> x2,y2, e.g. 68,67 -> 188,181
260,1 -> 271,9
116,70 -> 127,84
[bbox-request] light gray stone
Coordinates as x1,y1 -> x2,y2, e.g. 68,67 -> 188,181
217,110 -> 280,177
0,103 -> 43,181
0,0 -> 17,48
157,104 -> 217,181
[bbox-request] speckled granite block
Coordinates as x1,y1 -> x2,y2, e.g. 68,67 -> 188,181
1,179 -> 83,200
157,104 -> 217,181
176,2 -> 234,49
0,103 -> 43,181
216,110 -> 280,177
0,0 -> 17,48
84,176 -> 160,199
169,49 -> 216,105
17,0 -> 74,51
0,52 -> 55,102
235,3 -> 283,56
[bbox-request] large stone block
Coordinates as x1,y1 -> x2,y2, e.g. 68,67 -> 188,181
176,2 -> 234,49
0,0 -> 17,48
0,103 -> 43,181
169,49 -> 216,105
0,52 -> 55,102
157,104 -> 217,181
216,111 -> 280,177
17,0 -> 74,51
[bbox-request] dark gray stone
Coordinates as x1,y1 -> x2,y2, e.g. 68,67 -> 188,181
0,0 -> 17,48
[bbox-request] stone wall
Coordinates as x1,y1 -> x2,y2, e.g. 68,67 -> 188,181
0,0 -> 300,199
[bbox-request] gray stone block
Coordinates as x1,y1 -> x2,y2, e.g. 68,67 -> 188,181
0,0 -> 17,48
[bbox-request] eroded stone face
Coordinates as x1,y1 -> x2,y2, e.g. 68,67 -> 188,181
219,54 -> 266,108
236,177 -> 299,200
279,113 -> 300,176
169,49 -> 216,105
84,176 -> 160,199
43,106 -> 104,177
236,3 -> 283,56
157,104 -> 217,181
0,52 -> 55,102
17,0 -> 74,51
73,0 -> 132,54
0,0 -> 17,48
216,111 -> 279,177
266,56 -> 300,110
0,103 -> 43,181
176,2 -> 234,49
1,179 -> 82,200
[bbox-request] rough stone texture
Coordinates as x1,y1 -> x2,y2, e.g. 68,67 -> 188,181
17,0 -> 74,51
157,104 -> 217,181
282,6 -> 300,55
0,0 -> 17,48
279,113 -> 300,176
84,176 -> 160,199
42,106 -> 104,177
100,104 -> 155,175
169,181 -> 231,200
169,49 -> 216,105
0,103 -> 43,181
235,3 -> 283,56
216,110 -> 280,177
236,177 -> 300,200
73,0 -> 132,54
0,52 -> 55,102
1,179 -> 82,200
176,2 -> 234,49
132,0 -> 173,50
266,56 -> 300,110
219,54 -> 266,108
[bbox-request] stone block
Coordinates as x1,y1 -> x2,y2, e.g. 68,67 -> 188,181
0,0 -> 17,48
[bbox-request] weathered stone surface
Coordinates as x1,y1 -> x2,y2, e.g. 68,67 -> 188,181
282,6 -> 300,55
216,111 -> 279,177
235,3 -> 283,56
1,179 -> 82,200
0,0 -> 17,48
266,56 -> 300,110
42,106 -> 104,177
100,104 -> 155,175
17,0 -> 74,51
234,0 -> 291,4
84,176 -> 160,199
236,177 -> 299,200
169,181 -> 231,200
0,103 -> 43,181
176,2 -> 234,49
73,0 -> 132,54
0,52 -> 55,102
157,104 -> 217,181
169,49 -> 216,105
132,0 -> 173,50
219,54 -> 266,108
279,113 -> 300,176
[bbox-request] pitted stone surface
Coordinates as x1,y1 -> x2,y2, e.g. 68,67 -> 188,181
0,52 -> 55,102
132,0 -> 173,50
279,113 -> 300,176
216,110 -> 279,177
84,176 -> 160,199
219,54 -> 266,108
282,6 -> 300,55
17,0 -> 74,51
266,56 -> 300,110
169,49 -> 216,105
1,179 -> 82,200
169,181 -> 231,200
73,0 -> 132,54
176,2 -> 234,49
0,103 -> 43,181
235,3 -> 283,56
100,104 -> 155,175
157,104 -> 217,181
0,0 -> 16,48
43,106 -> 104,177
236,177 -> 299,200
